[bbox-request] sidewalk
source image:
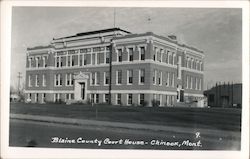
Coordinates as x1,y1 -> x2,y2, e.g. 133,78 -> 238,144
10,113 -> 240,139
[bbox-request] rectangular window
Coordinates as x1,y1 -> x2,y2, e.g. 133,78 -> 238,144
118,49 -> 122,62
128,48 -> 133,61
166,72 -> 170,86
159,71 -> 162,85
106,52 -> 110,64
43,57 -> 47,67
186,75 -> 189,89
96,94 -> 99,103
92,53 -> 96,65
139,69 -> 145,84
117,70 -> 122,85
96,72 -> 100,85
55,74 -> 62,86
105,94 -> 109,103
128,94 -> 132,105
28,75 -> 32,87
60,56 -> 63,67
55,57 -> 59,67
84,54 -> 87,65
91,72 -> 96,85
127,70 -> 133,84
172,73 -> 175,87
42,74 -> 46,87
153,70 -> 157,85
104,72 -> 110,85
67,56 -> 71,67
79,55 -> 83,66
35,93 -> 38,102
139,94 -> 144,105
117,94 -> 121,105
153,47 -> 157,61
199,78 -> 202,90
36,57 -> 40,68
97,53 -> 101,64
190,76 -> 193,89
140,47 -> 145,60
35,75 -> 39,87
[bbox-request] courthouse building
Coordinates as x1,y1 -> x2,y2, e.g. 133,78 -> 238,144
25,28 -> 204,106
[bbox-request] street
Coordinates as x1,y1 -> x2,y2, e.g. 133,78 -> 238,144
9,119 -> 241,150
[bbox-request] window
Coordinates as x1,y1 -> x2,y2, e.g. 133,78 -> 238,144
153,70 -> 157,85
28,75 -> 32,87
158,71 -> 162,85
42,74 -> 46,87
79,55 -> 83,66
172,54 -> 175,65
96,72 -> 100,85
36,57 -> 40,68
153,47 -> 157,61
97,53 -> 101,64
84,54 -> 87,65
92,53 -> 96,65
28,58 -> 32,68
118,49 -> 122,62
28,93 -> 31,100
60,56 -> 63,67
35,75 -> 39,87
128,94 -> 133,105
67,56 -> 71,67
96,94 -> 99,103
169,73 -> 173,87
106,52 -> 110,64
139,94 -> 144,105
117,70 -> 122,85
190,76 -> 193,89
54,74 -> 62,86
35,93 -> 38,102
186,75 -> 189,89
139,69 -> 145,84
104,72 -> 110,85
91,72 -> 96,85
199,78 -> 202,90
72,55 -> 78,66
172,73 -> 175,87
42,57 -> 47,67
157,50 -> 161,62
42,93 -> 46,103
56,57 -> 60,67
127,70 -> 133,84
117,94 -> 121,105
105,94 -> 109,103
166,72 -> 170,86
140,47 -> 145,60
128,48 -> 133,61
66,73 -> 73,86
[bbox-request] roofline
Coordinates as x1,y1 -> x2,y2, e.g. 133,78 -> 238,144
114,32 -> 203,53
53,28 -> 131,40
27,45 -> 53,51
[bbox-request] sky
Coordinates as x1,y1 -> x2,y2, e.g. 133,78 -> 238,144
11,7 -> 242,89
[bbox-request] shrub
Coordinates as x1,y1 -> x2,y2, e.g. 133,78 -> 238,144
151,99 -> 160,107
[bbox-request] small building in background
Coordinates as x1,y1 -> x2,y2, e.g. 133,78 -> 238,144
204,83 -> 242,108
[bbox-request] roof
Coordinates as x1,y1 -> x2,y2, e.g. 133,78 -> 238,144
53,28 -> 131,40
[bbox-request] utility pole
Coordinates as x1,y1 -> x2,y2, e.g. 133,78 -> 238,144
17,72 -> 22,95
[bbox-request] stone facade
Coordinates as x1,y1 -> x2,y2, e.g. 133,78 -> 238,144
25,28 -> 204,106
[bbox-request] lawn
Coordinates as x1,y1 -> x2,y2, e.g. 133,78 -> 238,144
10,102 -> 242,131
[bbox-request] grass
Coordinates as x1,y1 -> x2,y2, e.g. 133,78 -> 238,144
10,102 -> 242,131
